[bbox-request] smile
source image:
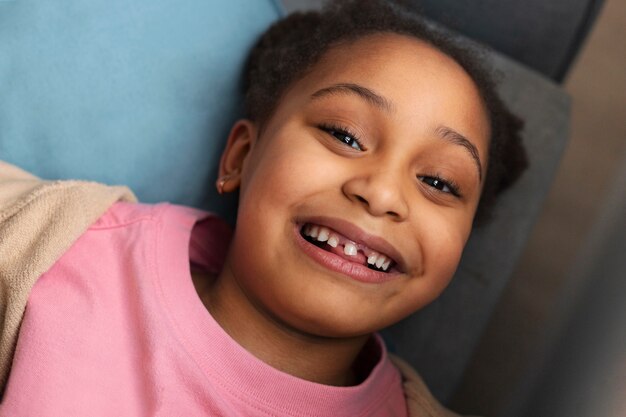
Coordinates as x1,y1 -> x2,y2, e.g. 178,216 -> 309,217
301,224 -> 395,272
294,218 -> 404,284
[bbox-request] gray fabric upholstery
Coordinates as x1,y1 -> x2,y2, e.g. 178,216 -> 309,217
521,157 -> 626,417
282,0 -> 605,81
281,0 -> 572,404
406,0 -> 605,81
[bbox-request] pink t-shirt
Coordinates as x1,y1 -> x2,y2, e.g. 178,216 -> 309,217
1,202 -> 407,416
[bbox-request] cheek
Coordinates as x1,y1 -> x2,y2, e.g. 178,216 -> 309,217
402,216 -> 470,310
240,135 -> 345,213
243,140 -> 312,197
429,233 -> 465,288
425,212 -> 470,277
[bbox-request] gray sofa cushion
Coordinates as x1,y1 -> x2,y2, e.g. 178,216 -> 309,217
283,0 -> 605,81
409,0 -> 605,81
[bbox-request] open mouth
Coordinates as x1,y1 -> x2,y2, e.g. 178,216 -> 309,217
299,223 -> 398,273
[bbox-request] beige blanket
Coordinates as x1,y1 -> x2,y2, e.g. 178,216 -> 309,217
0,162 -> 137,390
0,161 -> 473,416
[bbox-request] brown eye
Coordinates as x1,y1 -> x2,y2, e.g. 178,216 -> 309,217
318,124 -> 364,151
418,175 -> 461,197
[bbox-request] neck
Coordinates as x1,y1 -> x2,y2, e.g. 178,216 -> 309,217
192,267 -> 371,387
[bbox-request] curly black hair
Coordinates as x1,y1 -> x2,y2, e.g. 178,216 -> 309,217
243,0 -> 528,225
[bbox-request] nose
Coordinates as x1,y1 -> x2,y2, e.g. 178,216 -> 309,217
341,167 -> 409,221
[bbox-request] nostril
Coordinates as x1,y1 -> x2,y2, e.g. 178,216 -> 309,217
356,195 -> 368,205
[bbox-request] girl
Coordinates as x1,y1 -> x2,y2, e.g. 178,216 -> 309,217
0,0 -> 526,415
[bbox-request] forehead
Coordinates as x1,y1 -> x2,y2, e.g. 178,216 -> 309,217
281,33 -> 491,156
308,33 -> 483,104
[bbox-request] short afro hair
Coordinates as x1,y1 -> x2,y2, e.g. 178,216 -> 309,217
243,0 -> 528,225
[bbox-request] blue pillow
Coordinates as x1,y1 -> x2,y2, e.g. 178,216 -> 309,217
0,0 -> 283,214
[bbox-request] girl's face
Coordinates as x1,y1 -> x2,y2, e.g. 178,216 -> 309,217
219,33 -> 490,338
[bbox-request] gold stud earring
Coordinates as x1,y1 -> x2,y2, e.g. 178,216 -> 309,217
216,170 -> 240,194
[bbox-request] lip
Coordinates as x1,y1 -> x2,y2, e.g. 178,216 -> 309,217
292,216 -> 407,284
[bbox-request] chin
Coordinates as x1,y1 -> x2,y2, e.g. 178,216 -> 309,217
276,294 -> 403,338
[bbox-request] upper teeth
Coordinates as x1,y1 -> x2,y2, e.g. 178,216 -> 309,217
344,242 -> 358,256
302,224 -> 392,271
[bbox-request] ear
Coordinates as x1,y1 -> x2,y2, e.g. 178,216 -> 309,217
217,119 -> 258,193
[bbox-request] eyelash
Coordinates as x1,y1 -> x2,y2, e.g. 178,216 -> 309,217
318,123 -> 365,151
418,174 -> 462,197
317,123 -> 462,198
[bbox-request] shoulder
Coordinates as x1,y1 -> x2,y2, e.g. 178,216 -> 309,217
89,201 -> 164,229
91,201 -> 221,230
87,201 -> 216,238
85,201 -> 230,275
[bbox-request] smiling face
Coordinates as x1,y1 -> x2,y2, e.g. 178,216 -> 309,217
217,33 -> 491,338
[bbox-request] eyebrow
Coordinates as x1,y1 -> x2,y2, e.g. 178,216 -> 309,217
310,83 -> 395,114
434,125 -> 483,182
